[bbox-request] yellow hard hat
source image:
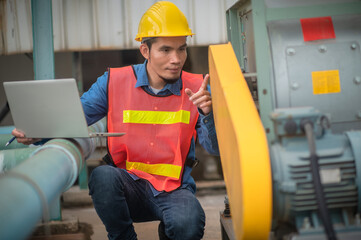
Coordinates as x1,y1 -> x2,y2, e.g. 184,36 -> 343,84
135,1 -> 195,42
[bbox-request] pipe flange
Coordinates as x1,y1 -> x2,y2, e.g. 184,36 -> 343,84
30,144 -> 79,191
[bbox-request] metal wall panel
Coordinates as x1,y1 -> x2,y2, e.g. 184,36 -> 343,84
2,0 -> 33,54
265,0 -> 357,8
193,0 -> 227,46
268,15 -> 361,133
1,0 -> 228,55
225,0 -> 245,10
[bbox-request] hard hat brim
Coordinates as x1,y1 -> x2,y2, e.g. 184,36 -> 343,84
135,33 -> 195,42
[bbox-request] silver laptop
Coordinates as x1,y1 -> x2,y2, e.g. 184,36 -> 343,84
3,78 -> 125,138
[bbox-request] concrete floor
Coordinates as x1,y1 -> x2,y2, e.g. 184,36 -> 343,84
61,181 -> 227,240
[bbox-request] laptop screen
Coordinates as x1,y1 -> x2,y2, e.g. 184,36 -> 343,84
3,79 -> 90,138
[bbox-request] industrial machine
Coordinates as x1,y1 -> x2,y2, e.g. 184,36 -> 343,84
210,0 -> 361,239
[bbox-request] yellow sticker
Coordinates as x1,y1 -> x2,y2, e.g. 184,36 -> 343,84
311,70 -> 341,94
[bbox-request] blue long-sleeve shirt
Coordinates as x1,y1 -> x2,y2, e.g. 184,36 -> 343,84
80,61 -> 219,195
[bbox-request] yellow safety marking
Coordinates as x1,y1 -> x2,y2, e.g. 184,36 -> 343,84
126,161 -> 181,179
209,42 -> 272,240
123,110 -> 190,124
312,70 -> 341,94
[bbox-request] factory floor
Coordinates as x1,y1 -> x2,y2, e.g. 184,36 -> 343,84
54,181 -> 227,240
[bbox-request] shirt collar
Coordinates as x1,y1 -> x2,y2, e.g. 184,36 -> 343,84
135,60 -> 182,96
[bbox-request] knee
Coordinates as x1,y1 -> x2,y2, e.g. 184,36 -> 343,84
89,165 -> 116,184
88,165 -> 123,195
166,206 -> 205,240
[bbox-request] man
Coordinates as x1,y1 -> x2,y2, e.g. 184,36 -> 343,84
13,1 -> 219,239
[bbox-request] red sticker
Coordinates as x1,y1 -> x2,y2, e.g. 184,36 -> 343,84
300,17 -> 336,42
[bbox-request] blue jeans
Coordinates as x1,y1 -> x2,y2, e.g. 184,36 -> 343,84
88,165 -> 205,240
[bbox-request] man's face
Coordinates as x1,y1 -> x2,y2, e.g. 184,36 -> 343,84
141,36 -> 187,84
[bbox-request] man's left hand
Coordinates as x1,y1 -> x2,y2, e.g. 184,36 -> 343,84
185,74 -> 212,116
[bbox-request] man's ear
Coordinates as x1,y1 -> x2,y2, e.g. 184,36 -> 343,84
140,43 -> 149,60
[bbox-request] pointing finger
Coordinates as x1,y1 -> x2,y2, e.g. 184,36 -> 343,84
200,74 -> 210,91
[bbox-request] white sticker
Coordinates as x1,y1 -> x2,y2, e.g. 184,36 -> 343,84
320,168 -> 341,184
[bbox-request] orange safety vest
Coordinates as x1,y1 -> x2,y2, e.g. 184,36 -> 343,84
107,66 -> 203,192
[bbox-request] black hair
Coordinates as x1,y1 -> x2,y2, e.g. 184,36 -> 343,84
143,38 -> 158,52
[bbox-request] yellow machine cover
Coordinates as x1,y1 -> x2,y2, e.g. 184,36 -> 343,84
209,43 -> 272,239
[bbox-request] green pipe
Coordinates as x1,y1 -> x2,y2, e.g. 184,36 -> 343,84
0,118 -> 106,173
31,0 -> 55,80
0,134 -> 30,150
0,126 -> 14,134
0,138 -> 89,240
0,118 -> 107,239
0,147 -> 40,172
78,118 -> 107,189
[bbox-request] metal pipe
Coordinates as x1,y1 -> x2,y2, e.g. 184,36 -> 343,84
0,134 -> 30,150
77,118 -> 106,189
0,118 -> 106,240
0,117 -> 106,169
0,139 -> 83,240
0,147 -> 40,172
31,0 -> 55,80
0,126 -> 15,134
0,139 -> 90,240
0,139 -> 83,239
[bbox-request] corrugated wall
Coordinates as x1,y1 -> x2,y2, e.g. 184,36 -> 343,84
0,0 -> 229,55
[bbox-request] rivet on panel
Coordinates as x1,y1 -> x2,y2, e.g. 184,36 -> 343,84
351,43 -> 357,50
286,48 -> 295,56
318,45 -> 327,53
354,76 -> 361,84
291,82 -> 299,90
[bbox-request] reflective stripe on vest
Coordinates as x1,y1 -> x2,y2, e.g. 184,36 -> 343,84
123,110 -> 190,124
107,66 -> 203,192
126,161 -> 181,179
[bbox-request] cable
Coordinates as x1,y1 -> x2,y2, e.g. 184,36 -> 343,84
302,121 -> 337,240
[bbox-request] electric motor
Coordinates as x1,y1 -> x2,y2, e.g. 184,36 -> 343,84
270,107 -> 361,239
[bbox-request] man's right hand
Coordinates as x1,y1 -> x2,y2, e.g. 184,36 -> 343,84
11,128 -> 41,145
